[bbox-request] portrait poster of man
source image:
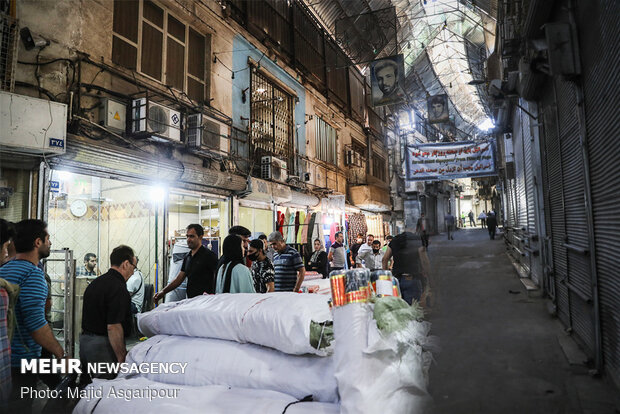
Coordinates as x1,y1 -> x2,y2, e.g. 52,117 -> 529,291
428,94 -> 450,124
370,54 -> 406,107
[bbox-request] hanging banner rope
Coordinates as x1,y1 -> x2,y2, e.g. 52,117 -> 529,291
406,140 -> 497,181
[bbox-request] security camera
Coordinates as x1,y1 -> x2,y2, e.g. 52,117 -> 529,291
20,27 -> 50,51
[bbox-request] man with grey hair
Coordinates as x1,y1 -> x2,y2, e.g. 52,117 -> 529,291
268,232 -> 305,292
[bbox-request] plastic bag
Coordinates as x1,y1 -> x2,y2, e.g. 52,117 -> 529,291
138,293 -> 333,355
122,335 -> 339,402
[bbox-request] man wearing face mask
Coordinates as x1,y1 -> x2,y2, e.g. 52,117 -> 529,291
357,240 -> 384,271
248,239 -> 275,293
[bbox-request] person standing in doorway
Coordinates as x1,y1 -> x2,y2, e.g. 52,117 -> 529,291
468,211 -> 476,227
444,211 -> 455,240
486,212 -> 498,240
382,229 -> 423,305
460,212 -> 466,228
478,211 -> 487,228
328,231 -> 346,272
416,213 -> 430,250
154,224 -> 218,302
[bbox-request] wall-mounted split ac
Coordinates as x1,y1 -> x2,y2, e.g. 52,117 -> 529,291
261,156 -> 288,183
131,98 -> 182,142
186,113 -> 230,153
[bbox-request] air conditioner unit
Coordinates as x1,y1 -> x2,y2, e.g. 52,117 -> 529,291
186,113 -> 230,153
131,98 -> 181,142
261,156 -> 288,183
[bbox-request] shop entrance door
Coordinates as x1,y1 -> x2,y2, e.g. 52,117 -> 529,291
43,248 -> 76,357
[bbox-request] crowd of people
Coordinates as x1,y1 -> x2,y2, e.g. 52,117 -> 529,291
0,217 -> 434,411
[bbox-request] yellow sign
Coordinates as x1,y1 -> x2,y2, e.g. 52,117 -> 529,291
113,112 -> 121,121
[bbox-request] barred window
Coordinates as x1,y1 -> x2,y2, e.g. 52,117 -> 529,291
372,155 -> 386,182
112,0 -> 210,102
315,117 -> 337,165
250,69 -> 294,169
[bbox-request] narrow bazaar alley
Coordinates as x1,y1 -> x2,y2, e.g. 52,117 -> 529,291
428,227 -> 620,414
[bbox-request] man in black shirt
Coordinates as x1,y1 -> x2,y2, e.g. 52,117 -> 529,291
154,224 -> 218,302
80,245 -> 137,378
382,229 -> 423,305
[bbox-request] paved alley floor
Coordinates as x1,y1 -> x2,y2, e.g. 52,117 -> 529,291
426,227 -> 620,414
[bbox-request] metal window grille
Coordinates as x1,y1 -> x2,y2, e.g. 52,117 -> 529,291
0,11 -> 18,92
250,69 -> 294,171
315,117 -> 337,165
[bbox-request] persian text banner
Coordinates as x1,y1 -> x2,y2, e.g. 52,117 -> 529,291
406,140 -> 496,181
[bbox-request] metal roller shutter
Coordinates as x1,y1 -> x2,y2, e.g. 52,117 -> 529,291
512,120 -> 528,231
540,88 -> 570,328
555,76 -> 595,357
578,0 -> 620,384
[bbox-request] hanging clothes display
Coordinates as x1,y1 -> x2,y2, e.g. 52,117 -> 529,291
282,208 -> 291,240
296,211 -> 306,244
286,211 -> 297,244
277,211 -> 285,235
300,211 -> 311,245
304,212 -> 316,261
347,213 -> 368,245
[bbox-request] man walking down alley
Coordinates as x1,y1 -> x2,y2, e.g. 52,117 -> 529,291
486,212 -> 497,240
416,213 -> 430,250
444,211 -> 455,240
468,210 -> 476,227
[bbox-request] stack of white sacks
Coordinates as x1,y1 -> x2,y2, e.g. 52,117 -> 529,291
73,291 -> 435,413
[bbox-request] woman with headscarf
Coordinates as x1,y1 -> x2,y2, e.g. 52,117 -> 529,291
215,235 -> 255,293
306,239 -> 329,279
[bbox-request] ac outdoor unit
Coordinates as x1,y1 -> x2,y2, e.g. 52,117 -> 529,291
131,98 -> 182,142
261,156 -> 288,183
186,113 -> 230,153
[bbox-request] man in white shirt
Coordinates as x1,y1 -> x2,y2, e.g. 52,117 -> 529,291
357,240 -> 384,271
356,234 -> 375,261
126,262 -> 145,314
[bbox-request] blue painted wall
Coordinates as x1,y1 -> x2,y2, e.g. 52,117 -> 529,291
231,35 -> 306,159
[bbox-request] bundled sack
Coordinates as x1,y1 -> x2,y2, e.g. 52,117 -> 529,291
333,300 -> 434,414
138,293 -> 333,356
73,377 -> 340,414
121,335 -> 339,402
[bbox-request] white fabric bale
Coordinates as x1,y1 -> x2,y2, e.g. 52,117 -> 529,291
121,335 -> 339,402
333,304 -> 434,414
137,293 -> 332,356
72,377 -> 340,414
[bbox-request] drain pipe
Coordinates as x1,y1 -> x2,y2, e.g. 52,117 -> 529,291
568,0 -> 602,375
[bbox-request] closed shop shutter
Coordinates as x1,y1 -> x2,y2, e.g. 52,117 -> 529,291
521,106 -> 536,236
540,86 -> 570,329
578,0 -> 620,383
512,118 -> 528,231
555,76 -> 595,357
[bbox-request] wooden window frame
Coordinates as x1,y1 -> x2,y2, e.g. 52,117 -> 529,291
112,0 -> 209,101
